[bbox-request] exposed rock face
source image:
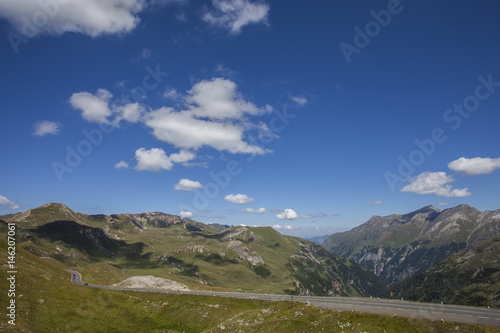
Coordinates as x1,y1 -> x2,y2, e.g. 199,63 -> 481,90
226,240 -> 264,265
323,205 -> 500,285
125,212 -> 182,229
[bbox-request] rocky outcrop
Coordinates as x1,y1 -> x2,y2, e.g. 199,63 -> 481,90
323,205 -> 500,285
125,212 -> 183,229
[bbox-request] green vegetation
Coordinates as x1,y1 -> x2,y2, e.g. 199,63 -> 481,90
1,235 -> 498,333
390,237 -> 500,308
5,203 -> 386,296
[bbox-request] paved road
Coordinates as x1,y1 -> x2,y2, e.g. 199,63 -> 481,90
65,270 -> 500,327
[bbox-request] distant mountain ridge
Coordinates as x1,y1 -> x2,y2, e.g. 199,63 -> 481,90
1,203 -> 386,297
322,204 -> 500,285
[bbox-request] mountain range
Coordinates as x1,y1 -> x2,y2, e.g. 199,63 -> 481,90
3,202 -> 500,308
1,203 -> 386,297
322,204 -> 500,286
390,235 -> 500,307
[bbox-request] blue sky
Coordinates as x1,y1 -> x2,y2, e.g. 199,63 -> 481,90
1,0 -> 500,237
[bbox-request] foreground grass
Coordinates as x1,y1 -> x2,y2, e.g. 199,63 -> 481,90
1,236 -> 499,333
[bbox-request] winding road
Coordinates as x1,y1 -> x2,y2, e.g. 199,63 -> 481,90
66,270 -> 500,327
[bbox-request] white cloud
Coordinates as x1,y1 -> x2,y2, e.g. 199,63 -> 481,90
175,178 -> 204,191
0,195 -> 19,210
114,161 -> 129,169
144,107 -> 267,155
70,89 -> 145,125
114,103 -> 145,124
32,120 -> 61,136
169,150 -> 196,164
368,201 -> 384,205
241,207 -> 266,214
135,147 -> 195,172
70,77 -> 272,169
0,0 -> 146,38
401,171 -> 471,198
275,208 -> 298,220
202,0 -> 269,35
135,147 -> 173,171
272,224 -> 294,230
274,209 -> 324,220
290,95 -> 307,106
180,211 -> 194,218
70,89 -> 113,123
187,78 -> 263,120
225,194 -> 255,205
448,157 -> 500,176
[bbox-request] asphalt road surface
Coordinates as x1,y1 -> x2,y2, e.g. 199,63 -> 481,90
65,270 -> 500,327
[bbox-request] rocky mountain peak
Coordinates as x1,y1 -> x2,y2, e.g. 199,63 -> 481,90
323,204 -> 500,285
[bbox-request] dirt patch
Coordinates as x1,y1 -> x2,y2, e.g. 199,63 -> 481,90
113,276 -> 190,290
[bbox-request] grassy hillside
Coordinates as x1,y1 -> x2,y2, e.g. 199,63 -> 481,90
1,228 -> 498,333
3,203 -> 386,297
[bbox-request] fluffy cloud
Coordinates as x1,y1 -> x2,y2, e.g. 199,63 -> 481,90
174,178 -> 204,191
114,103 -> 145,124
0,0 -> 146,37
145,107 -> 267,154
448,157 -> 500,176
187,78 -> 262,120
70,77 -> 271,170
168,150 -> 196,164
241,207 -> 266,214
202,0 -> 269,35
368,201 -> 384,205
225,193 -> 255,204
401,172 -> 471,197
32,120 -> 61,136
0,195 -> 19,210
134,148 -> 195,172
114,161 -> 129,169
275,208 -> 298,220
179,211 -> 194,218
144,78 -> 270,155
274,209 -> 325,220
70,89 -> 113,123
70,89 -> 145,125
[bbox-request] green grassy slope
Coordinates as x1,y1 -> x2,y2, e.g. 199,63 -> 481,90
5,203 -> 387,297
